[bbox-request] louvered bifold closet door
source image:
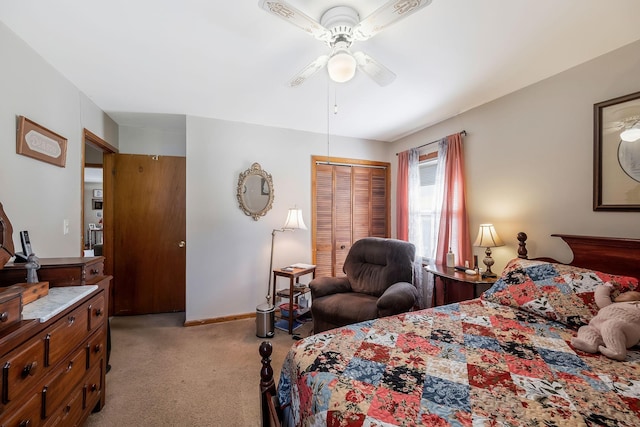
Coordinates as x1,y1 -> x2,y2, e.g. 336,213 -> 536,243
352,167 -> 388,240
334,166 -> 353,277
370,167 -> 387,237
314,164 -> 334,277
312,157 -> 390,278
313,164 -> 353,278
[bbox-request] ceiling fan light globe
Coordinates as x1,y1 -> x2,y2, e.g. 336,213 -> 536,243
327,52 -> 356,83
620,126 -> 640,142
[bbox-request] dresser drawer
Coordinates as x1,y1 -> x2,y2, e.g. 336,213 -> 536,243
87,294 -> 105,333
82,363 -> 102,411
45,309 -> 88,369
43,387 -> 83,427
85,329 -> 105,371
0,292 -> 21,333
84,259 -> 104,284
41,346 -> 86,419
0,390 -> 42,427
1,336 -> 45,404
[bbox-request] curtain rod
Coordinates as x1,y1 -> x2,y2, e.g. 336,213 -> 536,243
395,130 -> 466,156
315,161 -> 387,169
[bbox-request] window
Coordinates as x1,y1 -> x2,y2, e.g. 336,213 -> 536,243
418,158 -> 438,261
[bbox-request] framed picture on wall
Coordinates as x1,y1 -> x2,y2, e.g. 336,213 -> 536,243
92,199 -> 103,210
594,91 -> 640,211
16,116 -> 68,167
93,189 -> 103,198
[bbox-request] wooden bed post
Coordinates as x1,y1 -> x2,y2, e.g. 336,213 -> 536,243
517,232 -> 528,259
259,341 -> 281,427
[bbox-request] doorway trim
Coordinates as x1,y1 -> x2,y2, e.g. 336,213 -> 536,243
82,128 -> 118,288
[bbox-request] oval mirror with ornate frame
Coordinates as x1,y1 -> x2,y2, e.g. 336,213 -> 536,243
237,162 -> 274,220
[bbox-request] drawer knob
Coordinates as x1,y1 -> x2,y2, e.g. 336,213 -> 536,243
68,316 -> 75,325
95,308 -> 103,317
91,269 -> 99,274
66,361 -> 74,372
94,343 -> 103,353
22,361 -> 38,378
19,420 -> 31,427
90,383 -> 98,392
0,312 -> 8,322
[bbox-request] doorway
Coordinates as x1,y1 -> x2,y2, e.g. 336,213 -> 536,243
82,129 -> 118,313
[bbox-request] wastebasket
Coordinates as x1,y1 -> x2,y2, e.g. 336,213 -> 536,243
256,303 -> 275,338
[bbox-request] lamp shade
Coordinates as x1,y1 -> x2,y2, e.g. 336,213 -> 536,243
282,208 -> 307,230
473,224 -> 504,248
327,50 -> 356,83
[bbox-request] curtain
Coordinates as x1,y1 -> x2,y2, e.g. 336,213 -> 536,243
396,150 -> 410,241
396,148 -> 420,243
435,133 -> 472,267
397,148 -> 424,307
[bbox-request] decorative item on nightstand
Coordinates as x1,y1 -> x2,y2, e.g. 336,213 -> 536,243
473,224 -> 504,278
256,207 -> 308,338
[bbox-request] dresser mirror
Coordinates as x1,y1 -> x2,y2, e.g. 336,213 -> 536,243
237,162 -> 274,220
0,202 -> 15,268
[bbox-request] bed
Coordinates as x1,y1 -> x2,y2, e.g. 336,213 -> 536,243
259,233 -> 640,426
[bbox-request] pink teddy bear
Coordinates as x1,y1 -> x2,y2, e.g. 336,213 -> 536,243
571,284 -> 640,361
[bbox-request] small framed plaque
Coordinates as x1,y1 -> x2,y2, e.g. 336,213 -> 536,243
17,116 -> 68,167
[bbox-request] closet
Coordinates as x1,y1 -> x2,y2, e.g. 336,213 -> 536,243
311,156 -> 390,277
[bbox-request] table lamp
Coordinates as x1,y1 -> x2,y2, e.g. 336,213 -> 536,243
473,224 -> 504,278
265,207 -> 307,307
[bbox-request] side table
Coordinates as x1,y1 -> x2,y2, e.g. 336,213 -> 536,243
273,265 -> 316,334
425,264 -> 497,306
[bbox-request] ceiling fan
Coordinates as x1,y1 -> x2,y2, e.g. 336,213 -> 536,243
258,0 -> 433,87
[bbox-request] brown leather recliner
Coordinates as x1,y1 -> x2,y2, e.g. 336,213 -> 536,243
310,237 -> 418,333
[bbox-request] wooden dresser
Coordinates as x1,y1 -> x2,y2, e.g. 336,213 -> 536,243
0,257 -> 111,427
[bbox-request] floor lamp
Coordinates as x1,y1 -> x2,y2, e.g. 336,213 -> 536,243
265,207 -> 308,307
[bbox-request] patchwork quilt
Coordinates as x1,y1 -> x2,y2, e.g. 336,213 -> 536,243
278,260 -> 640,426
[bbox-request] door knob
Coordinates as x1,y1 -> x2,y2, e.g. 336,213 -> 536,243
178,241 -> 186,248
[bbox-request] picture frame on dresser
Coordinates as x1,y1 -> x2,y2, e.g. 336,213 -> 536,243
593,90 -> 640,211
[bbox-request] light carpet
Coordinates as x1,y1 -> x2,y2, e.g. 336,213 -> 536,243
85,312 -> 313,427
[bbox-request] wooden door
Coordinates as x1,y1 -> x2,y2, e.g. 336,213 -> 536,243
314,164 -> 334,277
353,167 -> 388,240
110,154 -> 186,315
312,157 -> 390,278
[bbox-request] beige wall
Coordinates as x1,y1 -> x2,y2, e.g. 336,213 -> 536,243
392,40 -> 640,273
185,117 -> 388,322
0,21 -> 118,257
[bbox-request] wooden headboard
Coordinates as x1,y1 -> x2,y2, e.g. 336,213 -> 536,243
518,232 -> 640,281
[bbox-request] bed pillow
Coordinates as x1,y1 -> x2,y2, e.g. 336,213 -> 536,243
481,258 -> 640,329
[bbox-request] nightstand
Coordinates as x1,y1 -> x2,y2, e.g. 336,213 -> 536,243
425,264 -> 497,306
273,265 -> 316,334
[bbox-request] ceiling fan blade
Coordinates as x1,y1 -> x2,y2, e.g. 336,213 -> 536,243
353,0 -> 433,40
259,0 -> 331,42
288,55 -> 329,87
353,51 -> 396,86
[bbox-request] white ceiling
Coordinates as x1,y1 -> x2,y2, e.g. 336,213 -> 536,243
2,0 -> 640,142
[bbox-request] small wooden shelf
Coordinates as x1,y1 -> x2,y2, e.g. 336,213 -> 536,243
272,266 -> 316,334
